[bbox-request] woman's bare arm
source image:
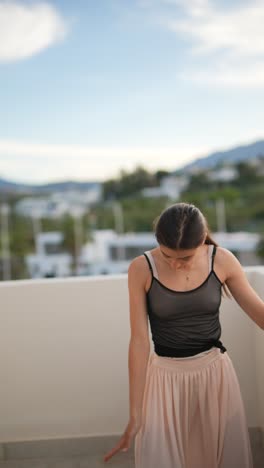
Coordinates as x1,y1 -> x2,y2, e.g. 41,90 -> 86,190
221,248 -> 264,330
102,256 -> 151,462
127,256 -> 151,422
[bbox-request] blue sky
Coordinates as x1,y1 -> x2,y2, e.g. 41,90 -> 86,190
0,0 -> 264,183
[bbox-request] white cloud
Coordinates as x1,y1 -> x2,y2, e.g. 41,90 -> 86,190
0,139 -> 211,182
1,135 -> 264,182
167,1 -> 264,56
181,60 -> 264,88
141,0 -> 264,87
0,1 -> 68,62
0,139 -> 208,158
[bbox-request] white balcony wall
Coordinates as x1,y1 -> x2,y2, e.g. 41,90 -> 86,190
0,269 -> 263,443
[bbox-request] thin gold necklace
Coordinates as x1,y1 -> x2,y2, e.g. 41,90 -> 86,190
175,268 -> 190,281
173,264 -> 192,281
164,248 -> 208,282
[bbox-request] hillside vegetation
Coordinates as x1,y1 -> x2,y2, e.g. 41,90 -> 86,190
0,160 -> 263,279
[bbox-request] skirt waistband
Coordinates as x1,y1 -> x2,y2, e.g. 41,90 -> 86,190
149,346 -> 226,372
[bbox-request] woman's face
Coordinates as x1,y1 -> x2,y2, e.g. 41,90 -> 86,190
159,244 -> 200,270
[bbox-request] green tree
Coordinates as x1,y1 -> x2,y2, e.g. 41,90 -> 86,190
256,236 -> 264,260
233,161 -> 259,186
103,165 -> 157,200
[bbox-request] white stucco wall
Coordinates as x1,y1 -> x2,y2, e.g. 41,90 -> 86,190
0,269 -> 263,442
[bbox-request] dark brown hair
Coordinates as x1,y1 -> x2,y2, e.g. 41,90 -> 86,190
153,202 -> 231,298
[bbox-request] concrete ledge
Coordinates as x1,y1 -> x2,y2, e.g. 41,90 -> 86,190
250,427 -> 264,451
0,427 -> 263,461
0,435 -> 120,461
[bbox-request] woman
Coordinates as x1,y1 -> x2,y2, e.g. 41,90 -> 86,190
103,202 -> 263,467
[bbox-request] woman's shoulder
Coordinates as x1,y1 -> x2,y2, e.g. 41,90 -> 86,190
127,254 -> 151,292
128,253 -> 150,269
214,246 -> 241,282
215,245 -> 236,261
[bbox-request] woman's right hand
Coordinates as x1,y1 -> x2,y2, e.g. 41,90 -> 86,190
103,418 -> 142,463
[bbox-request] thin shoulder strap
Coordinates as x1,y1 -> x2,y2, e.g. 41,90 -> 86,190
207,244 -> 214,272
143,252 -> 153,277
211,245 -> 217,270
144,251 -> 159,279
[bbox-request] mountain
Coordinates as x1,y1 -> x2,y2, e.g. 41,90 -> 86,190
1,139 -> 264,192
0,178 -> 32,193
0,178 -> 100,194
174,139 -> 264,173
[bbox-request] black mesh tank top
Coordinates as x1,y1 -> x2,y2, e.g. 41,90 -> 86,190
143,245 -> 227,357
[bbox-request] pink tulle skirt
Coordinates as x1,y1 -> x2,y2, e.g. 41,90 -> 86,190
134,347 -> 253,468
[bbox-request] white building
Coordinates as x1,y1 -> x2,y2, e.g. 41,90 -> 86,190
141,175 -> 189,200
15,184 -> 102,219
79,230 -> 157,275
208,167 -> 238,182
160,175 -> 189,199
78,229 -> 262,276
212,231 -> 262,266
26,232 -> 73,278
141,187 -> 167,198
